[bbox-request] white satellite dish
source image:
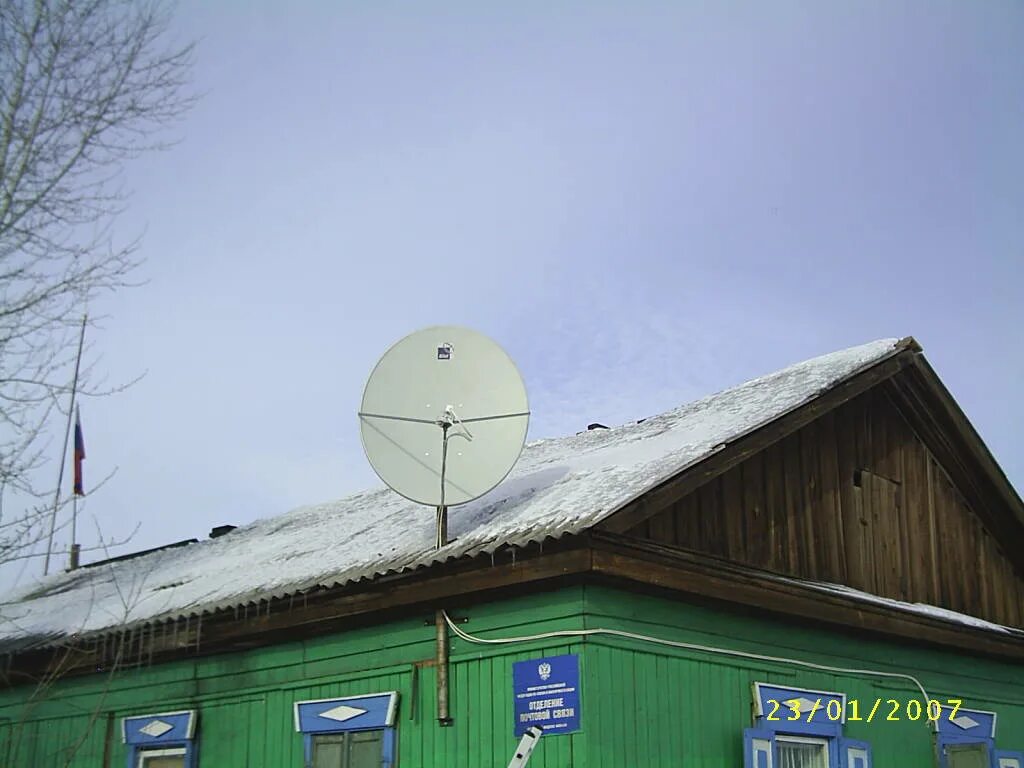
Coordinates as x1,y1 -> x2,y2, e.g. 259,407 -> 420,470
358,326 -> 530,521
360,325 -> 528,727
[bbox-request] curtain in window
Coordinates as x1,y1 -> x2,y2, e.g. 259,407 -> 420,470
777,742 -> 828,768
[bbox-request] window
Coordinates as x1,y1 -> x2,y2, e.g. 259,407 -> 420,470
776,735 -> 829,768
946,744 -> 989,768
294,692 -> 399,768
312,731 -> 384,768
742,683 -> 871,768
934,703 -> 996,768
122,710 -> 197,768
926,701 -> 1024,768
137,747 -> 187,768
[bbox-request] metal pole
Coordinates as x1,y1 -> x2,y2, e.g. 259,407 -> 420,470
435,421 -> 452,726
435,424 -> 449,548
435,607 -> 452,726
68,493 -> 80,570
43,315 -> 87,576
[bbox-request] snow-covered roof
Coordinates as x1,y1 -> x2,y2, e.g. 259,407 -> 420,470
784,579 -> 1018,635
1,338 -> 929,646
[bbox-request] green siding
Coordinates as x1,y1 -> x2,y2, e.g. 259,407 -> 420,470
0,583 -> 1021,766
0,588 -> 587,767
579,585 -> 1024,765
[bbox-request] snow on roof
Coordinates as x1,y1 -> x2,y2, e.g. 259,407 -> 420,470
0,338 -> 907,646
787,579 -> 1019,635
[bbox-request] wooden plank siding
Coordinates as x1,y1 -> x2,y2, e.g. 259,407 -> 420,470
579,585 -> 1024,768
3,585 -> 1023,767
627,387 -> 1024,629
0,590 -> 589,768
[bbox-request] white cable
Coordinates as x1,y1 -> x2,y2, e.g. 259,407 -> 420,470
443,610 -> 932,704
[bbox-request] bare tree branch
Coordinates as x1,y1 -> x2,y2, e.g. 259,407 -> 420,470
0,0 -> 194,559
0,12 -> 196,758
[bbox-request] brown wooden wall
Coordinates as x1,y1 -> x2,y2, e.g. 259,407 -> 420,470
628,387 -> 1024,629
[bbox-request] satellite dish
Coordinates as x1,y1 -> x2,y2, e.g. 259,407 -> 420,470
358,326 -> 530,512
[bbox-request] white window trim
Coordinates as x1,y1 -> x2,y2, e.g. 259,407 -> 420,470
777,735 -> 830,746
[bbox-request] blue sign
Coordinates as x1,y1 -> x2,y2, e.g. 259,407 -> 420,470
294,692 -> 399,734
122,710 -> 196,745
752,682 -> 846,738
513,654 -> 581,736
934,705 -> 996,741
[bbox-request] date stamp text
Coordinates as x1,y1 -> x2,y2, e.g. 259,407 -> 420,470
766,697 -> 962,724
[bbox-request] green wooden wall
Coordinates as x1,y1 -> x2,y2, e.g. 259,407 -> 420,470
0,583 -> 1021,766
0,588 -> 588,767
578,586 -> 1024,766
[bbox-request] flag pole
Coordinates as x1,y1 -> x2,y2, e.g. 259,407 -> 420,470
69,404 -> 82,571
43,314 -> 88,576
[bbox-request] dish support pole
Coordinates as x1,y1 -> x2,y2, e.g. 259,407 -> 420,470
435,422 -> 453,726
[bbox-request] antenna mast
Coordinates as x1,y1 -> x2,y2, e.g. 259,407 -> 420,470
356,326 -> 531,729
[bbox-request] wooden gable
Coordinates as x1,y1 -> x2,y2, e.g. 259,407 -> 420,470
617,366 -> 1024,630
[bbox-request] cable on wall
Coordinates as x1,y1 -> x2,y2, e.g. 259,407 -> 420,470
443,610 -> 932,706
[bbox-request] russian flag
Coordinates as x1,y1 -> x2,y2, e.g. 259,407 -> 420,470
73,406 -> 85,496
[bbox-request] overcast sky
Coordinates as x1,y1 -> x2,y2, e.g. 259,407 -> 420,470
6,1 -> 1022,588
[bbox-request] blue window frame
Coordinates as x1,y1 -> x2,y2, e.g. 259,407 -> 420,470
995,752 -> 1024,768
742,682 -> 872,768
122,710 -> 197,768
934,703 -> 996,768
294,692 -> 399,768
933,703 -> 1024,768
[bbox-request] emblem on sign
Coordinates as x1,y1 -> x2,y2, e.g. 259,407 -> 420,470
437,343 -> 452,360
538,663 -> 551,681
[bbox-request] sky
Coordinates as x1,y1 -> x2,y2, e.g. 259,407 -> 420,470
4,1 -> 1022,589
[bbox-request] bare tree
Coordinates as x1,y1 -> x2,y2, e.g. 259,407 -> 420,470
0,1 -> 195,525
2,527 -> 161,764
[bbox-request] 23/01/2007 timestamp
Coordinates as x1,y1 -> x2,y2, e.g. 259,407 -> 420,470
766,697 -> 963,724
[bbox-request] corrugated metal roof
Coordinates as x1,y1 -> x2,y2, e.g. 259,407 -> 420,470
0,339 -> 904,645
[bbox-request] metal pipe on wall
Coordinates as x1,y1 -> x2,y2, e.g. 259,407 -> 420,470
435,607 -> 452,726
